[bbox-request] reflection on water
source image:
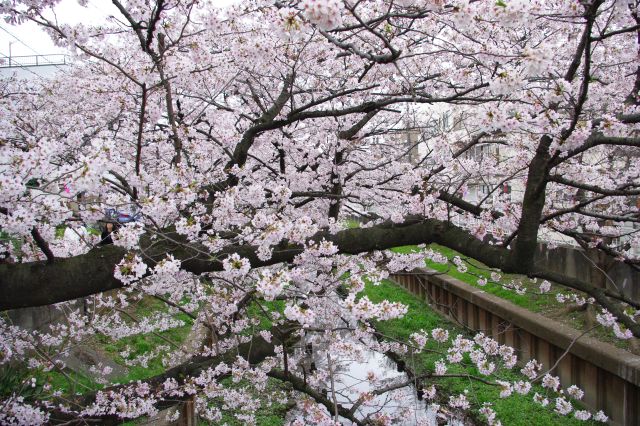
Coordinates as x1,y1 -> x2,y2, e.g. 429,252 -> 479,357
287,338 -> 459,425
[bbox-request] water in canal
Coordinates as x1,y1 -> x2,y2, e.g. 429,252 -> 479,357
286,337 -> 464,425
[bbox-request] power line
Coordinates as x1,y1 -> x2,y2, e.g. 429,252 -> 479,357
0,25 -> 67,71
0,25 -> 50,55
87,0 -> 112,17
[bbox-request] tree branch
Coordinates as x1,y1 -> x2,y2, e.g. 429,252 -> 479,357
0,218 -> 509,311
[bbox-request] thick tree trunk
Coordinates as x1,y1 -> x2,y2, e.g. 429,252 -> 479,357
507,135 -> 552,274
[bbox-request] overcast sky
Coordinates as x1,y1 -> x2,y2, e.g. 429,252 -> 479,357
0,0 -> 237,59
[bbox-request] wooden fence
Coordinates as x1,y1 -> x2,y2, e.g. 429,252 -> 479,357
390,269 -> 640,426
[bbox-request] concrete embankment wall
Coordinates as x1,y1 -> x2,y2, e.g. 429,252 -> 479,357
6,300 -> 84,331
534,243 -> 640,307
390,269 -> 640,426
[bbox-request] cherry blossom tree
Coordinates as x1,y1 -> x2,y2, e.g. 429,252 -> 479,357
0,0 -> 638,424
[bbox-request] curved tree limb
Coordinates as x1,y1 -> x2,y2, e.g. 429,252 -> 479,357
0,217 -> 509,311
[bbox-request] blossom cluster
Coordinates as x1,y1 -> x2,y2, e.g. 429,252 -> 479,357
343,294 -> 408,322
0,396 -> 49,425
596,309 -> 634,340
256,269 -> 291,301
114,253 -> 148,285
300,0 -> 343,30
